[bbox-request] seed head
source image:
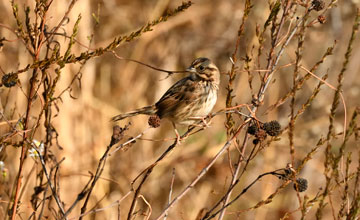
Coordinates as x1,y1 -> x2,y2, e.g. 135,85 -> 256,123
253,138 -> 260,145
318,15 -> 326,24
293,178 -> 308,192
2,73 -> 18,88
263,120 -> 281,136
312,0 -> 325,11
247,123 -> 259,135
148,115 -> 161,128
255,129 -> 267,141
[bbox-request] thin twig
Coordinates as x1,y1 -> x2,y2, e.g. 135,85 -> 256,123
218,2 -> 306,218
138,195 -> 152,220
35,150 -> 67,218
154,123 -> 247,220
299,65 -> 347,140
112,51 -> 187,78
203,170 -> 291,219
68,191 -> 132,220
79,124 -> 130,219
164,168 -> 176,220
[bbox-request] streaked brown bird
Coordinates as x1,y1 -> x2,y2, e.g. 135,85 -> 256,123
111,57 -> 220,142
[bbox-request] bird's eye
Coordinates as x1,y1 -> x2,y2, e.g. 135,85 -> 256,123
198,65 -> 205,71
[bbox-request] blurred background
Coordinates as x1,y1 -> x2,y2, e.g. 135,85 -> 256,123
1,0 -> 360,219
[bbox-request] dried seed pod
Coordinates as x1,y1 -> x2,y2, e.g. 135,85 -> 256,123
263,120 -> 281,136
255,129 -> 267,140
148,115 -> 161,128
2,73 -> 18,88
312,0 -> 325,11
247,123 -> 259,135
110,125 -> 124,145
318,15 -> 326,24
293,178 -> 308,192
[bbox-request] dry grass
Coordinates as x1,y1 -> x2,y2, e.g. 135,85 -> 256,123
1,0 -> 360,219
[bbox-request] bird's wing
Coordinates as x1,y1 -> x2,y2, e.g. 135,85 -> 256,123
155,76 -> 202,118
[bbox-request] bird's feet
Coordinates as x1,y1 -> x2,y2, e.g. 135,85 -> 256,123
189,116 -> 212,128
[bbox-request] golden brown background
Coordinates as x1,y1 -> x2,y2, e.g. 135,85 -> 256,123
1,0 -> 360,219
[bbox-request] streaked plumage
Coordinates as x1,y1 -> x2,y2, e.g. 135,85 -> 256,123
112,57 -> 220,127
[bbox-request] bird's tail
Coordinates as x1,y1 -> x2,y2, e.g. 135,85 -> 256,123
111,105 -> 157,121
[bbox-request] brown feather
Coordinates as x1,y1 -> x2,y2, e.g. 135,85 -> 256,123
111,105 -> 156,121
112,57 -> 220,126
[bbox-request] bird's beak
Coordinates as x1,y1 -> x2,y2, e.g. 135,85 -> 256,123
186,67 -> 196,73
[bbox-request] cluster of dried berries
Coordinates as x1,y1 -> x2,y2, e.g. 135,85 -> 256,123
248,120 -> 281,144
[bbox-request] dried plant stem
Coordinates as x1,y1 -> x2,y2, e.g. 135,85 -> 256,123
5,1 -> 193,77
218,134 -> 249,220
2,1 -> 360,219
139,195 -> 152,220
203,172 -> 291,220
36,151 -> 67,218
317,9 -> 360,219
225,0 -> 252,133
266,43 -> 335,113
10,53 -> 40,220
46,0 -> 78,41
164,168 -> 176,220
127,120 -> 217,219
127,138 -> 180,220
7,1 -> 74,218
154,123 -> 247,220
221,1 -> 252,218
300,65 -> 347,139
112,51 -> 187,77
78,125 -> 131,219
68,191 -> 132,220
218,3 -> 308,219
79,146 -> 112,219
258,11 -> 308,103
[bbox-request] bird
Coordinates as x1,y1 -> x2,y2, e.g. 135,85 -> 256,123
111,57 -> 220,142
